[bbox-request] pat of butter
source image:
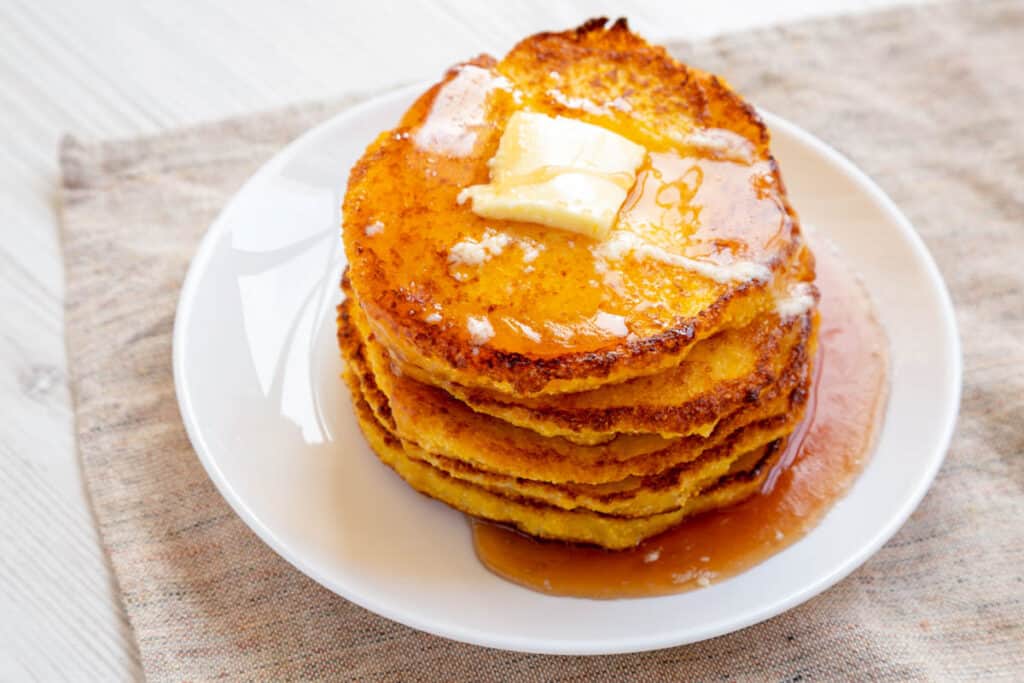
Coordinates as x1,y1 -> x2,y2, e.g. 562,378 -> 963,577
459,111 -> 646,240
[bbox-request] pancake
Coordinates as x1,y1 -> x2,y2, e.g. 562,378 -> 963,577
341,275 -> 813,443
341,319 -> 809,517
339,296 -> 814,486
390,304 -> 810,442
342,18 -> 813,397
344,367 -> 788,549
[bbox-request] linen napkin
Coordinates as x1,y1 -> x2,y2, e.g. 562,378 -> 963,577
60,1 -> 1024,679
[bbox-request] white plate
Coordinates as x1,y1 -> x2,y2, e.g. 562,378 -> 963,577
173,84 -> 960,655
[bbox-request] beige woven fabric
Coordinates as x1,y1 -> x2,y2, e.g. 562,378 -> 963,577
60,2 -> 1024,680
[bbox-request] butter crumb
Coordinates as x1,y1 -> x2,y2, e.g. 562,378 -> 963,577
467,316 -> 494,345
364,221 -> 384,236
594,311 -> 629,337
520,242 -> 543,263
449,229 -> 542,274
449,228 -> 512,267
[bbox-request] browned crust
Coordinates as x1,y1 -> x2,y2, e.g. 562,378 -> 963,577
700,437 -> 783,494
437,311 -> 813,437
339,298 -> 816,485
361,272 -> 762,394
346,381 -> 790,541
356,238 -> 810,396
340,342 -> 798,547
414,420 -> 793,520
346,364 -> 796,523
344,266 -> 817,441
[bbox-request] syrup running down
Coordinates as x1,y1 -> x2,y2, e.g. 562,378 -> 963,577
471,233 -> 889,598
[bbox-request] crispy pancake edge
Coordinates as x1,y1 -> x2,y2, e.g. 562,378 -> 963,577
342,280 -> 813,440
339,296 -> 815,485
343,364 -> 788,549
344,326 -> 807,517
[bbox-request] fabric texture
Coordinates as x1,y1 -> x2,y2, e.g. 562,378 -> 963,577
60,1 -> 1024,680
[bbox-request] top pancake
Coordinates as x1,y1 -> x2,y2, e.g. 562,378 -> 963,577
343,18 -> 810,396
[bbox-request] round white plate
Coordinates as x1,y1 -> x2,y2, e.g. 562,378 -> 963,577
173,84 -> 960,655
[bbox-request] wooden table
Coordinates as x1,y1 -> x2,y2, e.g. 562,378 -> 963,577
0,1 -> 919,678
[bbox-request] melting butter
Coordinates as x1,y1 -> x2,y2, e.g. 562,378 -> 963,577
459,111 -> 647,240
414,65 -> 512,157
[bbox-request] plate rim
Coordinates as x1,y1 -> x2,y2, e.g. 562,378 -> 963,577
172,83 -> 962,655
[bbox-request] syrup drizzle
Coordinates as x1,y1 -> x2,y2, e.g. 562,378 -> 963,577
471,233 -> 889,598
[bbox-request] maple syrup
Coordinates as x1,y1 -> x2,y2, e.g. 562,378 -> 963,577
471,233 -> 889,598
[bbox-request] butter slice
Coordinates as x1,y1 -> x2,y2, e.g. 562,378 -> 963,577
459,111 -> 646,240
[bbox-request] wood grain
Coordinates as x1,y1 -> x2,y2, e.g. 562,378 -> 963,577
0,0 -> 919,678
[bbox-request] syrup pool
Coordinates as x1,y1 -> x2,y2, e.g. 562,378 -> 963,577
471,234 -> 890,598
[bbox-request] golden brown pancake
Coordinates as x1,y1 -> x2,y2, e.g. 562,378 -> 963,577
342,18 -> 813,397
341,275 -> 812,442
339,295 -> 814,486
344,365 -> 789,549
340,315 -> 809,518
390,306 -> 810,442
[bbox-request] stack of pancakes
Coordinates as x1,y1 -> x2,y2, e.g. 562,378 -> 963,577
338,19 -> 819,550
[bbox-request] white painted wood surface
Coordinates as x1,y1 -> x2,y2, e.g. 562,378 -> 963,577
0,1 -> 920,679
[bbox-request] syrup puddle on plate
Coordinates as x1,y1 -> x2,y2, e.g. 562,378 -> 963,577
471,234 -> 890,598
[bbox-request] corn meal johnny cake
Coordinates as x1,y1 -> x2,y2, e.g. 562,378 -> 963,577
338,294 -> 813,484
340,315 -> 811,526
342,370 -> 794,550
343,18 -> 815,397
338,18 -> 819,550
